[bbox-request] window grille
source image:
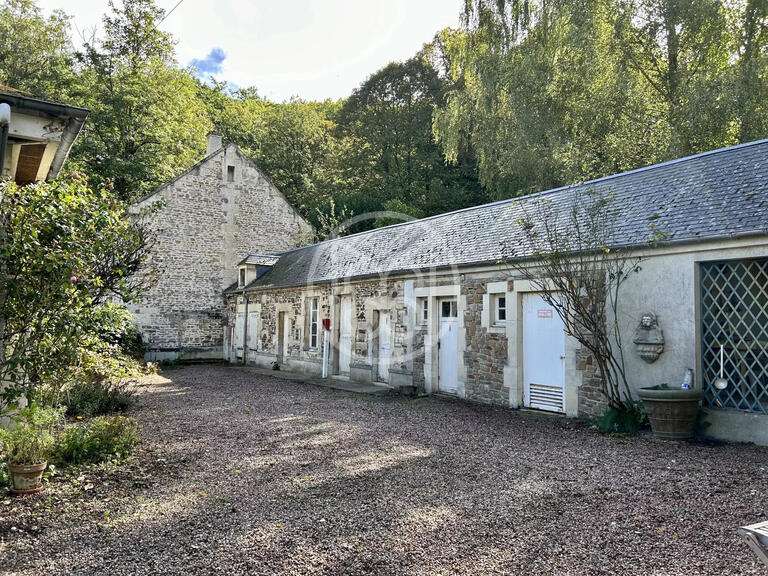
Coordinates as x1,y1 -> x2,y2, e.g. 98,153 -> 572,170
700,258 -> 768,413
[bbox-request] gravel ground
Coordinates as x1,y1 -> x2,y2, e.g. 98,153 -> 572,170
1,364 -> 767,575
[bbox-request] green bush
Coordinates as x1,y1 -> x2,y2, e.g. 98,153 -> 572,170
595,402 -> 647,435
53,415 -> 138,465
0,405 -> 63,464
61,378 -> 136,418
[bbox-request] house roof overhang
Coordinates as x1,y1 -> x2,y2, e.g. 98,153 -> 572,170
0,87 -> 89,185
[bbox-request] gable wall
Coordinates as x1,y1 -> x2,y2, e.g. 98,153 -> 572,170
131,145 -> 313,360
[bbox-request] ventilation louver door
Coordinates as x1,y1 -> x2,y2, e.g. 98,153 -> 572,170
523,294 -> 566,413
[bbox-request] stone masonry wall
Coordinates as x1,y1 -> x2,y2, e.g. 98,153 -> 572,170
226,277 -> 411,380
229,269 -> 608,419
131,145 -> 313,360
576,347 -> 610,418
463,277 -> 509,405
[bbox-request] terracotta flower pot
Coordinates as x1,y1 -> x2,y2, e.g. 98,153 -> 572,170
8,461 -> 47,495
638,386 -> 702,440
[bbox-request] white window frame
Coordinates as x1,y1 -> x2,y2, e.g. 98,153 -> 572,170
309,298 -> 319,349
238,267 -> 246,287
421,299 -> 428,324
482,281 -> 509,333
494,294 -> 507,325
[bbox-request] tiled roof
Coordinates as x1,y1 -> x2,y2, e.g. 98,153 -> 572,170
243,140 -> 768,292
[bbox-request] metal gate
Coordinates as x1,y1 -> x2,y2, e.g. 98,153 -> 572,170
700,258 -> 768,413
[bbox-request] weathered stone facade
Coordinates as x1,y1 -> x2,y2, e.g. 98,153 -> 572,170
227,278 -> 414,382
463,277 -> 509,405
225,269 -> 607,418
131,137 -> 313,360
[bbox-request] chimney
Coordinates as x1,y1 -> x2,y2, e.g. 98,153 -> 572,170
206,131 -> 222,155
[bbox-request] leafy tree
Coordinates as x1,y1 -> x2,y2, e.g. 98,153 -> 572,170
72,0 -> 211,201
510,189 -> 651,411
208,88 -> 341,219
732,0 -> 768,142
436,0 -> 768,199
612,0 -> 733,155
0,0 -> 76,100
335,49 -> 486,229
0,175 -> 155,407
435,1 -> 656,197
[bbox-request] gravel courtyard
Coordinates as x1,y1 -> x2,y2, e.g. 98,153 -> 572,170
2,365 -> 767,575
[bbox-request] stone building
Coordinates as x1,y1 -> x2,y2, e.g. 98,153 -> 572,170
131,133 -> 313,360
224,139 -> 768,445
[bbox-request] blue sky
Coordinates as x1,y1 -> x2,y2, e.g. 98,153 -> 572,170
37,0 -> 463,102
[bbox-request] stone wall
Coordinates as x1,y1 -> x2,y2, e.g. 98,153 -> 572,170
130,144 -> 313,360
226,277 -> 412,382
576,347 -> 608,418
463,277 -> 509,405
226,269 -> 613,419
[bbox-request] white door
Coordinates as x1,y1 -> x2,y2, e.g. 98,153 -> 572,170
247,311 -> 259,359
339,297 -> 353,374
438,299 -> 459,394
234,313 -> 244,359
377,312 -> 391,382
523,293 -> 566,413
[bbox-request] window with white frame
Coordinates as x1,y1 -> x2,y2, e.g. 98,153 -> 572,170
238,267 -> 246,287
494,295 -> 506,325
309,298 -> 319,349
421,299 -> 428,324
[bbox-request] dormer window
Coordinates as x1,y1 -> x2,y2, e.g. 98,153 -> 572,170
238,267 -> 246,287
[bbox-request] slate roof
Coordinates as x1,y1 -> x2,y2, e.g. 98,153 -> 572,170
238,254 -> 281,266
241,139 -> 768,292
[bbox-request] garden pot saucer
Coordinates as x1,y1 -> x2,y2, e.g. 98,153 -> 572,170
9,485 -> 44,495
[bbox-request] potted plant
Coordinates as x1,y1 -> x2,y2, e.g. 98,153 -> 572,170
0,405 -> 62,494
637,383 -> 702,440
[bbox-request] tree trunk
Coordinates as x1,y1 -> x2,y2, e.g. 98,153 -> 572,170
664,1 -> 689,156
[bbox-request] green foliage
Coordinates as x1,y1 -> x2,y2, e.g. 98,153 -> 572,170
334,50 -> 487,231
3,0 -> 768,231
71,0 -> 211,200
0,176 -> 154,407
53,415 -> 137,465
205,86 -> 341,221
0,0 -> 76,100
0,404 -> 63,464
436,0 -> 768,197
60,379 -> 136,418
595,402 -> 648,435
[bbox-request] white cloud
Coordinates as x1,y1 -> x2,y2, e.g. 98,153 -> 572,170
37,0 -> 463,101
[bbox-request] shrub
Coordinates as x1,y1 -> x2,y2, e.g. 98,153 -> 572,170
595,402 -> 647,435
53,415 -> 138,465
62,378 -> 136,418
0,405 -> 63,464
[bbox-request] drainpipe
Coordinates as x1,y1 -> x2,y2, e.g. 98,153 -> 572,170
242,290 -> 249,366
0,103 -> 10,177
